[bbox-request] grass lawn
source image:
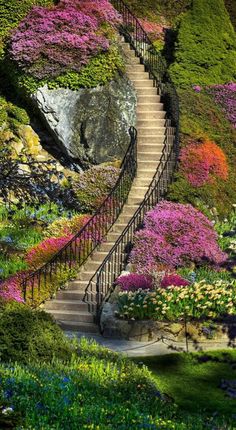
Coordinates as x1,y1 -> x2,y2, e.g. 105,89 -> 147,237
133,350 -> 236,418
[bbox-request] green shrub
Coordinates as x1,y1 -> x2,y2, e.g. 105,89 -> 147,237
225,0 -> 236,30
0,302 -> 75,363
170,0 -> 236,87
124,0 -> 191,24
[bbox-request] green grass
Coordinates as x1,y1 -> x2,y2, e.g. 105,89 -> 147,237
134,350 -> 236,417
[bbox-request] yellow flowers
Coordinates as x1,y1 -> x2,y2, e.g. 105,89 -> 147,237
117,279 -> 236,322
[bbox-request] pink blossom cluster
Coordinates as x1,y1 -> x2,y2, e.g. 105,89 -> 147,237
26,235 -> 74,269
0,276 -> 24,303
9,0 -> 119,79
207,82 -> 236,128
60,0 -> 121,25
138,18 -> 165,41
179,139 -> 228,187
115,273 -> 153,291
160,274 -> 190,288
130,201 -> 227,273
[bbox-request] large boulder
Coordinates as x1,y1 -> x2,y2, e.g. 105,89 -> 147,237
32,76 -> 137,168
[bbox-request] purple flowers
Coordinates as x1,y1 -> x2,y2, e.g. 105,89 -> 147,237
130,201 -> 227,273
207,82 -> 236,128
8,0 -> 120,80
115,273 -> 153,291
193,85 -> 202,93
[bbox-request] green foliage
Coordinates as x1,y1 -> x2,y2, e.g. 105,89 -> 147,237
170,0 -> 236,87
137,350 -> 236,417
225,0 -> 236,30
168,89 -> 236,217
124,0 -> 191,24
6,46 -> 124,94
0,302 -> 74,364
0,95 -> 29,129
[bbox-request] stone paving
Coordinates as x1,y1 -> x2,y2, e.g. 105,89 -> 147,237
65,331 -> 234,357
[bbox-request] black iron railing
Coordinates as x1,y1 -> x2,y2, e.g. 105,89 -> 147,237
84,0 -> 179,320
21,126 -> 137,305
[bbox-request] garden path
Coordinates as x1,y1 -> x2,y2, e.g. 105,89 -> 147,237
65,331 -> 233,357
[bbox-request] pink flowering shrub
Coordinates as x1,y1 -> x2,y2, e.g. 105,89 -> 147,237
130,201 -> 227,273
207,82 -> 236,128
160,274 -> 190,288
138,18 -> 165,42
26,235 -> 74,269
9,0 -> 118,79
0,275 -> 24,303
179,139 -> 228,187
60,0 -> 121,25
115,273 -> 153,291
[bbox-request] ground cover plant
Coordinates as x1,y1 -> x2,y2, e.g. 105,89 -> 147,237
0,319 -> 235,430
133,350 -> 236,418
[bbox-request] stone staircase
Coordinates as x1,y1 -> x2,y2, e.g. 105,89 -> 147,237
43,38 -> 174,333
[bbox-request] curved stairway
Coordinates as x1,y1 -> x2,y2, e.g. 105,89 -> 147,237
43,38 -> 173,333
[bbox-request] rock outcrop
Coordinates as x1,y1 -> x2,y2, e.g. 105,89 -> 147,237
32,75 -> 137,168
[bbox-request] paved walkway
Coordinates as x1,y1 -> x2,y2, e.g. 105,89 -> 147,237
65,331 -> 234,357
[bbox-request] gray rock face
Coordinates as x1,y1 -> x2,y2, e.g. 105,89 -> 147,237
32,76 -> 137,168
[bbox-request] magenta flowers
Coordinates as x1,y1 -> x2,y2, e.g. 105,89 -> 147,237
160,274 -> 190,288
115,273 -> 153,291
8,0 -> 119,79
207,82 -> 236,128
130,201 -> 227,273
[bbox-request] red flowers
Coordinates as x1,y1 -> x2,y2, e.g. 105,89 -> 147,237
180,139 -> 228,187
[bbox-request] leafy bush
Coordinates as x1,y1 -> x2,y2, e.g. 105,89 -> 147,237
207,82 -> 236,129
179,139 -> 228,187
0,302 -> 75,363
8,3 -> 111,80
0,0 -> 54,43
225,0 -> 236,30
115,273 -> 153,291
73,165 -> 120,212
130,201 -> 227,273
117,279 -> 236,321
170,0 -> 236,87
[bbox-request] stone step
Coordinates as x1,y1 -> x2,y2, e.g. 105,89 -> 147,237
44,300 -> 88,311
138,152 -> 161,161
56,290 -> 86,301
91,251 -> 109,261
68,280 -> 89,291
138,95 -> 161,102
128,72 -> 150,80
138,144 -> 164,153
106,231 -> 122,242
132,80 -> 154,88
138,160 -> 159,169
133,177 -> 153,187
118,213 -> 139,223
78,271 -> 96,282
138,119 -> 166,127
59,321 -> 99,333
99,242 -> 116,252
126,64 -> 145,72
139,127 -> 166,136
113,223 -> 129,233
137,103 -> 164,111
122,204 -> 139,215
84,260 -> 103,272
137,111 -> 166,120
136,88 -> 158,95
47,309 -> 94,323
126,57 -> 141,65
128,195 -> 146,205
138,135 -> 165,144
136,168 -> 156,178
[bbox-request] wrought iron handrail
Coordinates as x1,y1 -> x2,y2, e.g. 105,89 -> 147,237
21,126 -> 137,305
84,0 -> 179,320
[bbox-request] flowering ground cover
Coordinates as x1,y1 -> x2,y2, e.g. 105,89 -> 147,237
0,304 -> 234,430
